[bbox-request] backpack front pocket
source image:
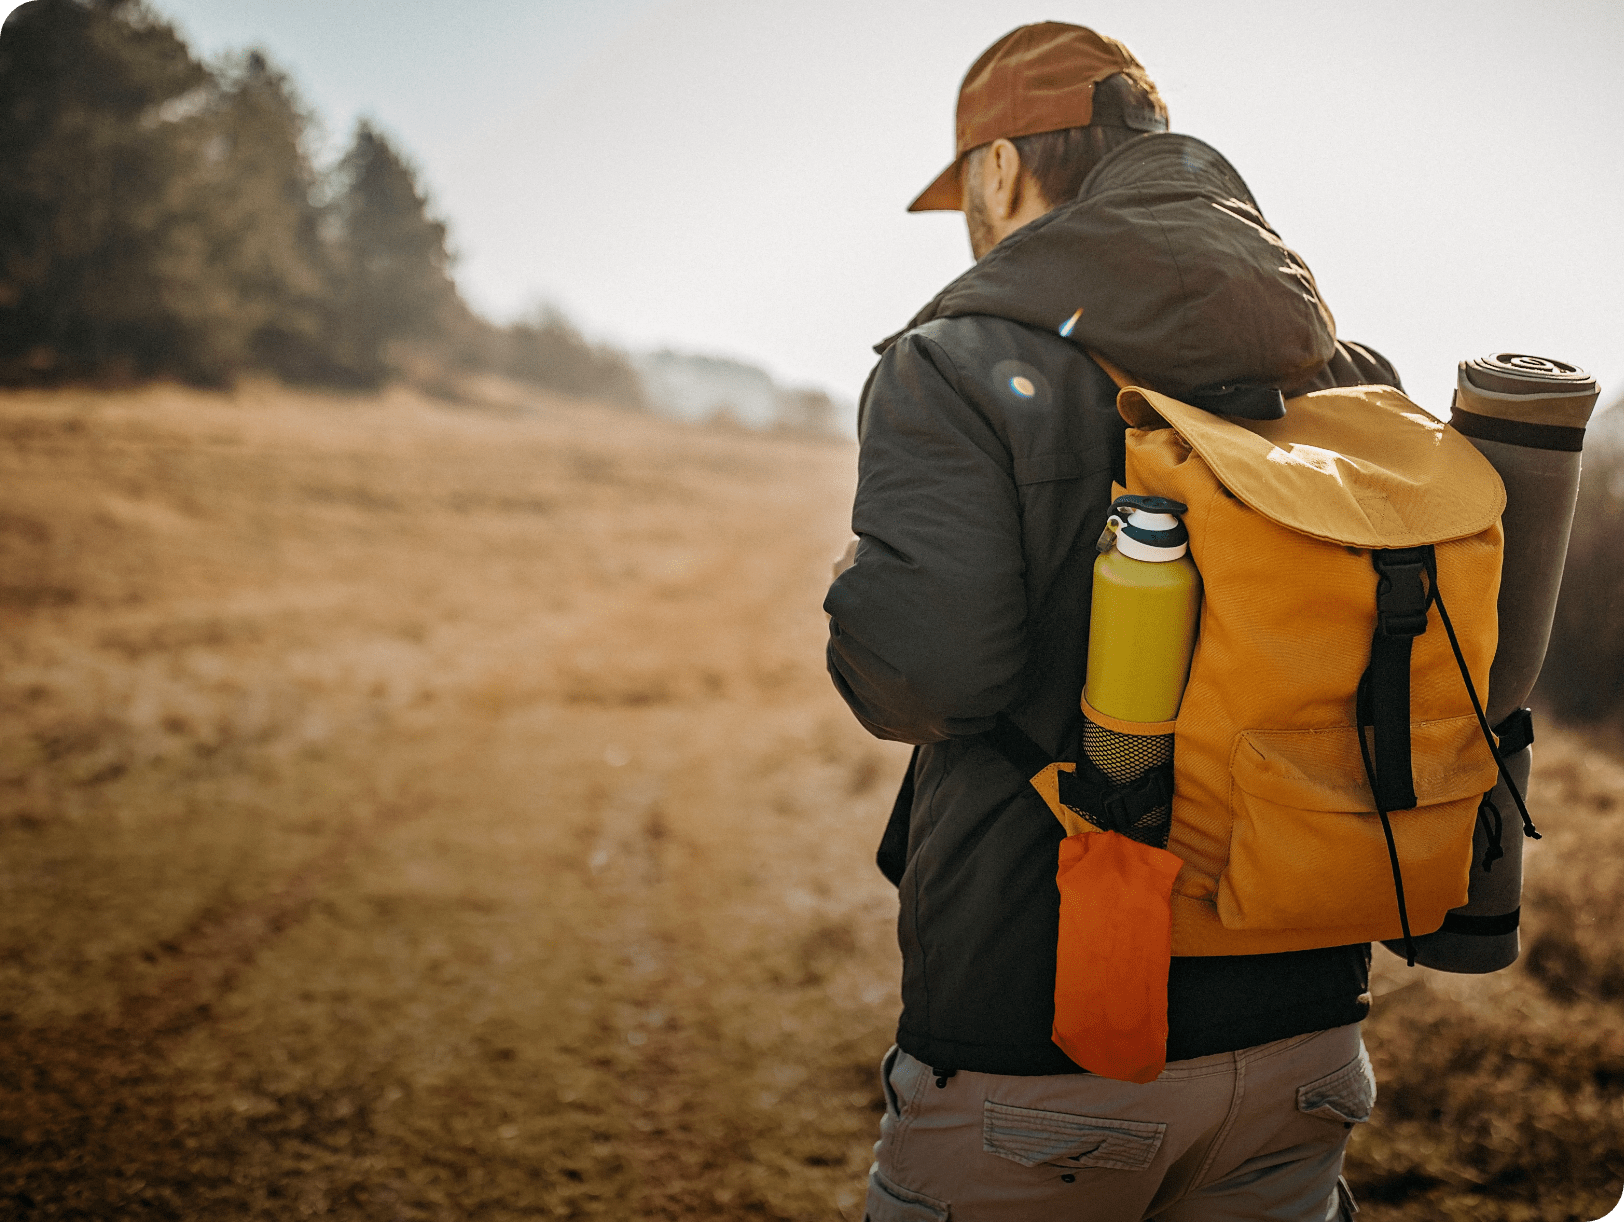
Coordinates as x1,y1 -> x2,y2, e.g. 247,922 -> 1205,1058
1216,718 -> 1494,936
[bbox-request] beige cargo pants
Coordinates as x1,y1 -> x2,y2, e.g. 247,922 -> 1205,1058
863,1024 -> 1370,1221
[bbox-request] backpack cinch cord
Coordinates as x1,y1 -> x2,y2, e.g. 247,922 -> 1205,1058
1359,547 -> 1539,966
1424,550 -> 1540,843
1355,694 -> 1415,962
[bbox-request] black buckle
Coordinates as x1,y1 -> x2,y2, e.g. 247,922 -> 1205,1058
1098,790 -> 1131,833
1492,707 -> 1535,757
1374,548 -> 1431,637
1057,763 -> 1174,839
1100,768 -> 1173,834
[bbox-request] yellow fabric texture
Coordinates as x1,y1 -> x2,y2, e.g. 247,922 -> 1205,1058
1079,693 -> 1178,737
1114,385 -> 1506,954
1024,379 -> 1508,951
1029,762 -> 1093,838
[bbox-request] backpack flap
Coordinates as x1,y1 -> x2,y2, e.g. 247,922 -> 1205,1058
1117,384 -> 1505,548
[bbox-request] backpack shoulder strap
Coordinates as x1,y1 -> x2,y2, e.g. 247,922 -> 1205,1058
985,714 -> 1173,844
1089,351 -> 1136,392
875,746 -> 918,886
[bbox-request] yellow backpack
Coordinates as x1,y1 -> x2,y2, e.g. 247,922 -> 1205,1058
1011,377 -> 1533,959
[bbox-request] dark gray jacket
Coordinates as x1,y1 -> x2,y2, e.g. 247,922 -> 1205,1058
826,133 -> 1395,1075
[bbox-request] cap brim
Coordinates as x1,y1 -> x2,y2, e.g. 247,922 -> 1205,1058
907,157 -> 963,212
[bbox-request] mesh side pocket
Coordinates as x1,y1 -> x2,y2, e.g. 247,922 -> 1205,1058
1080,717 -> 1173,848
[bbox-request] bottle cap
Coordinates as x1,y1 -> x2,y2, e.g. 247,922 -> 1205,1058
1107,496 -> 1188,562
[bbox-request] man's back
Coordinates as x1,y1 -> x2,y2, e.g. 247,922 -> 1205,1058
825,24 -> 1393,1219
828,130 -> 1396,1074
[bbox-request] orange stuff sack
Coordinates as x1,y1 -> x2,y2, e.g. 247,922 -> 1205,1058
1052,829 -> 1184,1084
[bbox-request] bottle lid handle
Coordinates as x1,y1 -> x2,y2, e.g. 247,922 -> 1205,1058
1112,494 -> 1188,518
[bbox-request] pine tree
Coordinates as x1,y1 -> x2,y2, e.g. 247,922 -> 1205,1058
0,2 -> 334,385
206,49 -> 335,384
0,1 -> 651,400
0,0 -> 218,382
328,122 -> 461,385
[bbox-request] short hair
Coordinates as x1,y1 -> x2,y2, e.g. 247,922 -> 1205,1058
1011,71 -> 1167,208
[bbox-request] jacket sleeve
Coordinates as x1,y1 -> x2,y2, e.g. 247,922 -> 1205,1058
824,330 -> 1028,744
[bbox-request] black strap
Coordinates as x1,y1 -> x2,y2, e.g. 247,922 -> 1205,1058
1363,636 -> 1417,811
1476,710 -> 1531,875
1359,547 -> 1433,812
985,713 -> 1055,782
986,713 -> 1173,842
1449,406 -> 1585,453
1353,546 -> 1435,964
1439,907 -> 1521,937
1476,796 -> 1505,873
889,711 -> 1177,886
1187,384 -> 1287,420
1344,546 -> 1435,962
1355,696 -> 1416,964
1493,707 -> 1535,757
876,747 -> 918,887
1057,764 -> 1175,840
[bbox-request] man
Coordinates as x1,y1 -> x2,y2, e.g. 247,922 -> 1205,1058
825,23 -> 1400,1222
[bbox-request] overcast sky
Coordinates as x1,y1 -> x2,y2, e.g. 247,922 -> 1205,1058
52,1 -> 1624,419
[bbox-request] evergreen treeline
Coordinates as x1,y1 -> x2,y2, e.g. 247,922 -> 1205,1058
0,0 -> 645,405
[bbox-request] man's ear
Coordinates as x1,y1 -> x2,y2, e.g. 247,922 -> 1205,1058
986,138 -> 1023,220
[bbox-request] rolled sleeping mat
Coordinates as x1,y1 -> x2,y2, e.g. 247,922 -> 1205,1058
1452,354 -> 1600,720
1396,353 -> 1600,973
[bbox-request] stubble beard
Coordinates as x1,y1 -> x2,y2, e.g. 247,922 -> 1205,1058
964,175 -> 995,261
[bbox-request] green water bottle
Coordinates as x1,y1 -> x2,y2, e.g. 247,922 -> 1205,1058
1081,496 -> 1202,840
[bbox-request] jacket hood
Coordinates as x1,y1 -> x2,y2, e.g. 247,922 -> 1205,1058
879,133 -> 1338,402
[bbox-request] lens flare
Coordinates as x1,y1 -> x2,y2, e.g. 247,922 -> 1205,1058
1010,376 -> 1036,398
1059,309 -> 1083,338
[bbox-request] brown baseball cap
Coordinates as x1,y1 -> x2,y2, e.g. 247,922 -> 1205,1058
909,23 -> 1163,213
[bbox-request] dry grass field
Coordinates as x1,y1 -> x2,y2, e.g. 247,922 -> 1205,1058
0,381 -> 1620,1220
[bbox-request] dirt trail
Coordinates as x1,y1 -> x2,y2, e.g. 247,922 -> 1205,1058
0,382 -> 905,1219
0,382 -> 1620,1220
